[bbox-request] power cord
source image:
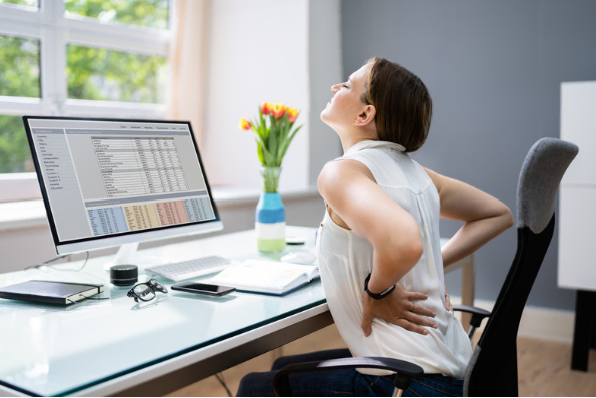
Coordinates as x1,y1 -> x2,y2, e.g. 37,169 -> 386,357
24,254 -> 71,270
25,251 -> 90,272
215,373 -> 233,397
26,252 -> 107,303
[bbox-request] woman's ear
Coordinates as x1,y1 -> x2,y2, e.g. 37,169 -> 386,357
355,105 -> 376,127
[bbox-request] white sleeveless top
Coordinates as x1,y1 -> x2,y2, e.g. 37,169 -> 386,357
316,140 -> 473,378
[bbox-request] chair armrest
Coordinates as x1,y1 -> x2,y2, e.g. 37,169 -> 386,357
452,304 -> 491,328
272,356 -> 423,396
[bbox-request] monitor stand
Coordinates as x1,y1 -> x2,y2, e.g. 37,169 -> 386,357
102,242 -> 165,271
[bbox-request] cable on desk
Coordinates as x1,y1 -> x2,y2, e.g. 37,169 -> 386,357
24,254 -> 72,270
52,251 -> 90,272
215,373 -> 233,397
25,251 -> 90,272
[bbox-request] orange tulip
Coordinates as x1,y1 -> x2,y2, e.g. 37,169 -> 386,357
271,103 -> 286,118
238,117 -> 251,130
260,102 -> 272,115
287,108 -> 299,123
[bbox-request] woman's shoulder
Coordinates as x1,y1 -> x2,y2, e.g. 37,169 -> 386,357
318,157 -> 377,188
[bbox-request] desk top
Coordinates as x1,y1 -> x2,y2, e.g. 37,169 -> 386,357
0,227 -> 325,397
0,227 -> 464,397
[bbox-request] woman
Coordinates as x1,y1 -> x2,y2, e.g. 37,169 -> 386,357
237,58 -> 514,397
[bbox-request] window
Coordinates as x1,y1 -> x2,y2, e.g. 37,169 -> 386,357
0,1 -> 39,9
0,0 -> 172,202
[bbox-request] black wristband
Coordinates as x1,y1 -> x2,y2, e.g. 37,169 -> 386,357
364,273 -> 395,300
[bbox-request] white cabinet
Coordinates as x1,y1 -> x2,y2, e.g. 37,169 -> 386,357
558,81 -> 596,290
559,187 -> 596,290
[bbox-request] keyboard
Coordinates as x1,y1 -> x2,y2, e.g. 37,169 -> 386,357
145,256 -> 234,281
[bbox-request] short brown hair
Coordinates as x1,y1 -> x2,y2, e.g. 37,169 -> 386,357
362,57 -> 432,152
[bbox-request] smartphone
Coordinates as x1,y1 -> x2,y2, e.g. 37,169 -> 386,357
171,282 -> 236,296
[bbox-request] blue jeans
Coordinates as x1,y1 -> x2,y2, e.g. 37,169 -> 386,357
236,349 -> 464,397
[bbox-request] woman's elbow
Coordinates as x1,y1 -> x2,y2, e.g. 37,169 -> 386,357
408,237 -> 424,263
501,206 -> 515,230
375,232 -> 422,267
394,235 -> 423,266
397,221 -> 424,263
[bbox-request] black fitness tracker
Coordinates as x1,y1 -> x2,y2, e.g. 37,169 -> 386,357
364,273 -> 395,300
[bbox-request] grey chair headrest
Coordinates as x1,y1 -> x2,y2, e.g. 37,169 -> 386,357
517,137 -> 579,234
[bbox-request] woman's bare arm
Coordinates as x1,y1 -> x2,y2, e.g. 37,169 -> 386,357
319,159 -> 439,336
423,167 -> 514,267
318,159 -> 423,293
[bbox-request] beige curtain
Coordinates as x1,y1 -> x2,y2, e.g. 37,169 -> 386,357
167,0 -> 211,146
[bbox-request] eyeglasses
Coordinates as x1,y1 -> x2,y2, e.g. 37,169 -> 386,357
127,279 -> 168,302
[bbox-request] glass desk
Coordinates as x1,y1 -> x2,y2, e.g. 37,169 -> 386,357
0,227 -> 475,397
0,227 -> 330,397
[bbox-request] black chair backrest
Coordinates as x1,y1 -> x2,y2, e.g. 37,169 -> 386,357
463,138 -> 578,397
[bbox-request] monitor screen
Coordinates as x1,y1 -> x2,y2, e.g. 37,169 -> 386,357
23,117 -> 221,254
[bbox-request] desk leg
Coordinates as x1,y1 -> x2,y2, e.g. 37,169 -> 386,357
572,290 -> 596,371
592,298 -> 596,350
271,347 -> 284,363
461,253 -> 475,332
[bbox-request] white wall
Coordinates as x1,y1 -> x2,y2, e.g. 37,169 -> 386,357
202,0 -> 310,191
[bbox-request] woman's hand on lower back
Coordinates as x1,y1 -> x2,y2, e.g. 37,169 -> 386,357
361,284 -> 437,337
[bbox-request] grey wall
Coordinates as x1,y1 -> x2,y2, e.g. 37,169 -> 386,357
342,0 -> 596,311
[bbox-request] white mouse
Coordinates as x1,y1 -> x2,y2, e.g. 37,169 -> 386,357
280,251 -> 317,265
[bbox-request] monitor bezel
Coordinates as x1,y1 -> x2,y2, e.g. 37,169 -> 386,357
23,115 -> 223,255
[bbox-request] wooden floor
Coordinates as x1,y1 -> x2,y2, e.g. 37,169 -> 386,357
167,325 -> 596,397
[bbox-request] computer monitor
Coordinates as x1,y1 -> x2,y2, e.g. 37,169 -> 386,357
23,116 -> 223,264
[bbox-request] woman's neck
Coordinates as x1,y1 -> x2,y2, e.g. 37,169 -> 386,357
339,133 -> 380,154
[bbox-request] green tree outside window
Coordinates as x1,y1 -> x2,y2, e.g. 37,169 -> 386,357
65,0 -> 170,30
67,45 -> 167,103
0,35 -> 40,173
0,0 -> 39,8
0,0 -> 170,174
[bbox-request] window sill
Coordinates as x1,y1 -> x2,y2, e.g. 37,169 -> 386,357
212,185 -> 320,206
0,186 -> 321,231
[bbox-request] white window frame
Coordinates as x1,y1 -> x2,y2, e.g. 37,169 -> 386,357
0,0 -> 173,202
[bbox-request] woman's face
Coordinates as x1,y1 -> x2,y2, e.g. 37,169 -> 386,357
320,63 -> 373,130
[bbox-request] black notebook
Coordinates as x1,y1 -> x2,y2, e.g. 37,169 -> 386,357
0,280 -> 104,305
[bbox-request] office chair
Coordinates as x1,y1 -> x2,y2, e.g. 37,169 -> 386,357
272,138 -> 578,397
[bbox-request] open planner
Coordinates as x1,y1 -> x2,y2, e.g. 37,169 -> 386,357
208,260 -> 320,295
